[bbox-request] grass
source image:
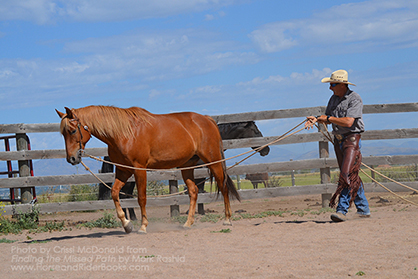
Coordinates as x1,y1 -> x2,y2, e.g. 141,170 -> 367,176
200,214 -> 222,223
77,212 -> 121,229
355,271 -> 365,276
0,206 -> 68,235
211,228 -> 231,233
0,206 -> 117,234
0,237 -> 17,243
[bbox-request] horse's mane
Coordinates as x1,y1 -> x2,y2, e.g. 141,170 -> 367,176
69,105 -> 153,139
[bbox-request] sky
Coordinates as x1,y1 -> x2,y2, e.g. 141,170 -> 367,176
1,0 -> 418,154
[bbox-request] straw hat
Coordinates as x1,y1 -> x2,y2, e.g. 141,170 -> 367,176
321,69 -> 355,86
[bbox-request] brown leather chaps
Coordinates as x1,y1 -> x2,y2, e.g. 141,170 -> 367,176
329,133 -> 363,208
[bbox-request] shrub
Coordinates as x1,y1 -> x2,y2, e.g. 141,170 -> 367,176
146,181 -> 166,196
0,206 -> 40,234
268,176 -> 283,187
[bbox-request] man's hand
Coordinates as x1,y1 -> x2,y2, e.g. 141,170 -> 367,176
305,116 -> 317,130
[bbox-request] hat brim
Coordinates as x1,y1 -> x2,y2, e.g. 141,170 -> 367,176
321,77 -> 356,86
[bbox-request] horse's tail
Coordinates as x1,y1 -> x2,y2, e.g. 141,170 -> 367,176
225,171 -> 241,201
206,115 -> 240,201
219,140 -> 241,202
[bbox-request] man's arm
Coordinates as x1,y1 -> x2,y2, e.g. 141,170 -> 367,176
305,115 -> 354,130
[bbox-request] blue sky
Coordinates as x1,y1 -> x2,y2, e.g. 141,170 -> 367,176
1,0 -> 418,153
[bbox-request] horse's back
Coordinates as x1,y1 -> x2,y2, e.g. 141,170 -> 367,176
152,111 -> 219,139
134,111 -> 222,168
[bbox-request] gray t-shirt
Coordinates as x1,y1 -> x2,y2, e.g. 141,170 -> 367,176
325,89 -> 365,135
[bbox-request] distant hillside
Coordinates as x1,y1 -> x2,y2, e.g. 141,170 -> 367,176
33,158 -> 103,177
280,140 -> 418,161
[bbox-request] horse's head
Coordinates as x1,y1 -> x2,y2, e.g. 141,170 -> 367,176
56,107 -> 92,165
244,122 -> 270,157
218,121 -> 270,156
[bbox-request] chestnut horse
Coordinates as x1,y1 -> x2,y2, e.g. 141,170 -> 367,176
56,105 -> 240,234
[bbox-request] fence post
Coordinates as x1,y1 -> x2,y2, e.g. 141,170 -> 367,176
16,133 -> 32,203
169,180 -> 180,217
371,165 -> 375,181
318,125 -> 331,208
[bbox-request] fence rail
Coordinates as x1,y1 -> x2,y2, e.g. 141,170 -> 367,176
1,102 -> 418,214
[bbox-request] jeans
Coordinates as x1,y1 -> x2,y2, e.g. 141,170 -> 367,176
334,137 -> 370,215
336,182 -> 370,215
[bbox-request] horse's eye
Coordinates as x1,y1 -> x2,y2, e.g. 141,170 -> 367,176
69,129 -> 77,135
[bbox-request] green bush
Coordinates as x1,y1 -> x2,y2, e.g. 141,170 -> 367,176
0,206 -> 40,234
268,176 -> 283,187
146,181 -> 166,196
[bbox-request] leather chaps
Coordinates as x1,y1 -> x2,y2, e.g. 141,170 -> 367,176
329,133 -> 363,208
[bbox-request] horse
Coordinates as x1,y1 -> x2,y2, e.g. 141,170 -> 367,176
245,172 -> 269,189
218,121 -> 270,156
98,156 -> 137,221
98,121 -> 270,218
194,121 -> 270,195
56,105 -> 240,234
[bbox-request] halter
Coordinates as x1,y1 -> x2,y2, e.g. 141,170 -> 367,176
69,117 -> 90,153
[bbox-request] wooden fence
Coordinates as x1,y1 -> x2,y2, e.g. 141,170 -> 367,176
1,102 -> 418,215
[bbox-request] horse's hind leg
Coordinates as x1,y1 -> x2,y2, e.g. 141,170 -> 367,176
209,163 -> 233,226
181,169 -> 198,228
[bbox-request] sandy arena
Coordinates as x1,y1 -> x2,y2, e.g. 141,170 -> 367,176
1,192 -> 418,279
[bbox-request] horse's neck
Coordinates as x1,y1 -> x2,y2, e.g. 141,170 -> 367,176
80,111 -> 117,148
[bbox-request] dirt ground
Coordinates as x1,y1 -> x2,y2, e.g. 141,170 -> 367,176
1,191 -> 418,279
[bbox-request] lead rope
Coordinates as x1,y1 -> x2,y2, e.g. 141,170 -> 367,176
315,122 -> 418,206
80,161 -> 187,198
81,119 -> 307,198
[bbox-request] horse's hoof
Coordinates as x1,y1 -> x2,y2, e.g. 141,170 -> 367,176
223,220 -> 232,226
138,229 -> 147,234
183,223 -> 192,229
123,222 -> 133,234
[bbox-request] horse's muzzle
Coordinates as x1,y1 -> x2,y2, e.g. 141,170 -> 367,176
259,146 -> 270,157
68,149 -> 83,165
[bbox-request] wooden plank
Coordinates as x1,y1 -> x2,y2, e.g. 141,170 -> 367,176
2,128 -> 418,161
212,107 -> 325,124
0,167 -> 209,188
362,128 -> 418,140
1,103 -> 417,134
0,123 -> 60,134
0,147 -> 107,161
2,154 -> 418,188
363,103 -> 418,114
5,181 -> 417,215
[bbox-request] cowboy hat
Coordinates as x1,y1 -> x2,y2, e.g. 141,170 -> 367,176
321,69 -> 356,86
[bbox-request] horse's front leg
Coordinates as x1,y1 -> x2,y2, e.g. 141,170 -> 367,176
134,170 -> 148,234
111,175 -> 133,234
182,169 -> 198,228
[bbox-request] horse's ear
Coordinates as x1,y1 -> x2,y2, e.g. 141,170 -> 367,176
56,109 -> 65,119
64,107 -> 77,120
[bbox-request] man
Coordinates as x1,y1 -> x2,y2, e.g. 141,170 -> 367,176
305,69 -> 370,222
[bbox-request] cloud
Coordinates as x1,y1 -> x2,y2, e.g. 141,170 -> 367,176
205,10 -> 226,21
0,0 -> 239,24
0,28 -> 259,110
249,0 -> 418,54
60,29 -> 259,81
248,22 -> 299,52
237,68 -> 332,87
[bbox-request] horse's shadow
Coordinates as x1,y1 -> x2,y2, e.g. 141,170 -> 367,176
23,229 -> 129,243
254,220 -> 332,226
